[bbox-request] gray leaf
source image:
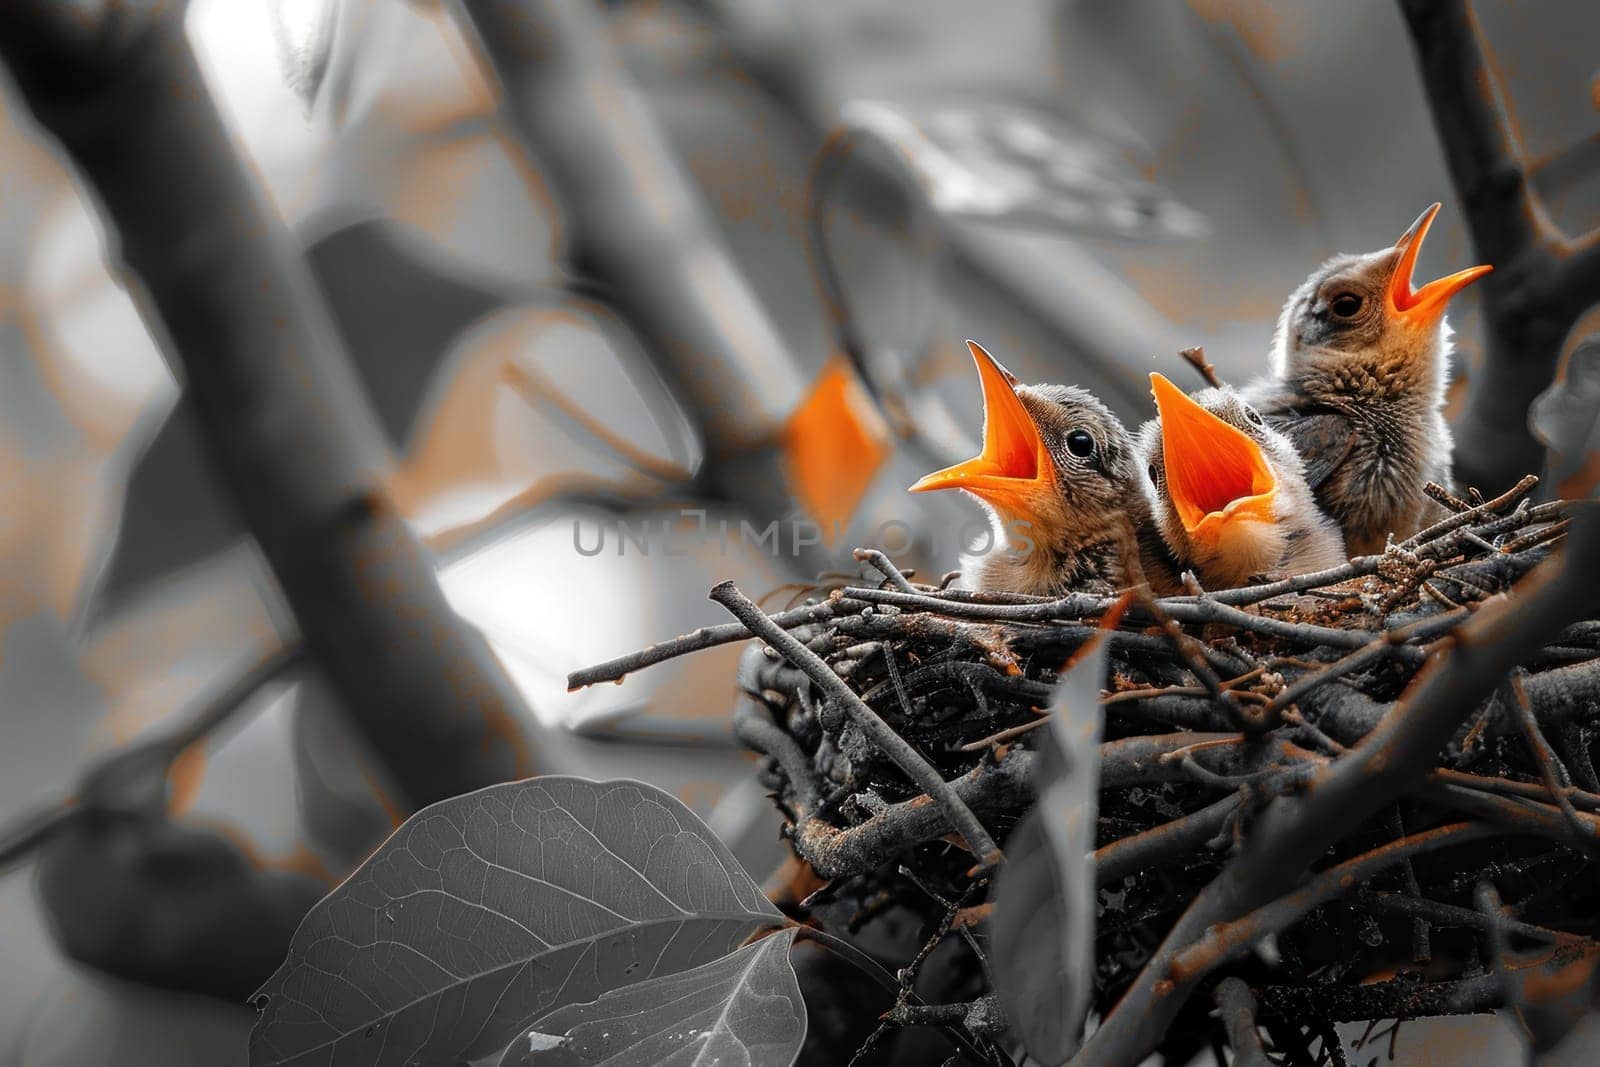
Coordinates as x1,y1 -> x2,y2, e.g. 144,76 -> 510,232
499,929 -> 804,1066
840,95 -> 1206,243
1531,336 -> 1600,497
249,776 -> 786,1067
988,635 -> 1107,1065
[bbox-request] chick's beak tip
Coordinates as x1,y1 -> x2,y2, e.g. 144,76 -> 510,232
909,342 -> 1052,505
1388,202 -> 1492,324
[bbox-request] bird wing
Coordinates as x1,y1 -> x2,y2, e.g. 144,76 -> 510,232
1271,410 -> 1357,492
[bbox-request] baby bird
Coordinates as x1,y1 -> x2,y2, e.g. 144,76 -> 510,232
1244,203 -> 1493,555
910,340 -> 1178,596
1143,373 -> 1346,591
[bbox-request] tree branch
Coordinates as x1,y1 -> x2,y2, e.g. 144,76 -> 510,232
447,0 -> 809,521
0,1 -> 538,807
1399,0 -> 1600,492
1213,978 -> 1272,1067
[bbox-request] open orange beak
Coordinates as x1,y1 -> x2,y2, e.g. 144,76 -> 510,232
1386,203 -> 1493,328
910,341 -> 1055,518
1150,373 -> 1276,548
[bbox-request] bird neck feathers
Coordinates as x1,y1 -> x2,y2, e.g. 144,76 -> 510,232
1279,316 -> 1454,410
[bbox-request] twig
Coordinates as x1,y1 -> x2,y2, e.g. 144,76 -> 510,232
735,696 -> 821,812
852,878 -> 982,1065
1423,781 -> 1600,842
1256,973 -> 1504,1023
1389,806 -> 1432,963
842,584 -> 1414,657
783,751 -> 1032,881
1162,597 -> 1419,658
1178,346 -> 1224,389
568,597 -> 865,689
1400,475 -> 1540,549
959,717 -> 1049,752
1213,978 -> 1272,1067
1432,767 -> 1600,813
1095,794 -> 1240,886
840,585 -> 1110,623
1426,481 -> 1476,513
1355,889 -> 1566,944
793,925 -> 1005,1066
1168,823 -> 1507,983
1137,589 -> 1248,728
1268,608 -> 1468,713
854,548 -> 920,594
711,582 -> 1002,869
1508,672 -> 1600,858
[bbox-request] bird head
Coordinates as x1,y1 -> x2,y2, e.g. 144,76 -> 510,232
1144,373 -> 1299,585
911,341 -> 1140,557
1271,203 -> 1492,394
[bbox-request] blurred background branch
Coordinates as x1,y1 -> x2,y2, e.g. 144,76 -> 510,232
0,2 -> 539,802
1400,0 -> 1600,494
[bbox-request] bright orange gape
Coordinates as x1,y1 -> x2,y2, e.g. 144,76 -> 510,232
1149,373 -> 1275,549
910,341 -> 1056,521
1387,202 -> 1494,327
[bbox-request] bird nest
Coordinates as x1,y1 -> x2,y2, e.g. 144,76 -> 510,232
571,476 -> 1600,1063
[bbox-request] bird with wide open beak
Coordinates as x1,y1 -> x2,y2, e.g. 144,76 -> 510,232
910,341 -> 1175,595
909,341 -> 1053,520
1145,372 -> 1345,590
1245,202 -> 1493,555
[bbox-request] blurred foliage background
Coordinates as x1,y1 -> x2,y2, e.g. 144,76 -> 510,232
0,0 -> 1596,1062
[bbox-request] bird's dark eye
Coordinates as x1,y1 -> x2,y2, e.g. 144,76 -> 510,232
1243,405 -> 1263,426
1065,430 -> 1096,458
1146,463 -> 1160,485
1330,293 -> 1362,318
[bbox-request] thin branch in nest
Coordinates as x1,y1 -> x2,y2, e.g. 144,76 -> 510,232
1388,806 -> 1432,964
854,874 -> 989,1064
1508,671 -> 1600,860
734,694 -> 820,812
711,581 -> 1002,869
1426,481 -> 1477,514
1267,607 -> 1465,714
1257,972 -> 1504,1024
1213,978 -> 1271,1067
959,717 -> 1049,752
1426,776 -> 1600,843
567,596 -> 866,689
1096,793 -> 1242,886
1136,589 -> 1255,729
1401,475 -> 1541,549
1356,888 -> 1567,944
1168,822 -> 1509,985
1431,767 -> 1600,813
854,547 -> 921,594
